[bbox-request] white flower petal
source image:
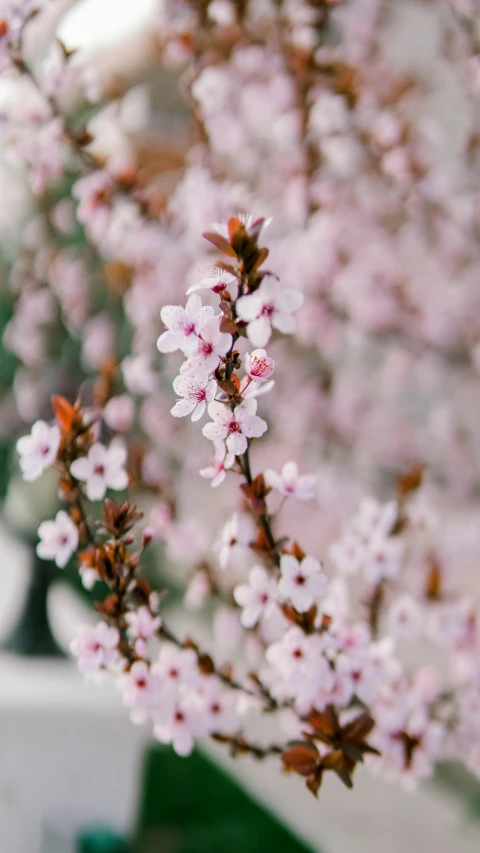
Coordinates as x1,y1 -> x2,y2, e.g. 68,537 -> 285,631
247,317 -> 271,347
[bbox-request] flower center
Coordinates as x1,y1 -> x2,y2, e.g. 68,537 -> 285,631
261,302 -> 275,318
228,420 -> 240,433
94,464 -> 106,476
199,340 -> 214,356
295,574 -> 306,586
136,678 -> 147,689
259,592 -> 269,604
169,668 -> 179,679
252,357 -> 268,375
174,710 -> 185,723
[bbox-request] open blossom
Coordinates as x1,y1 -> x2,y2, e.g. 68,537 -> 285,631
388,595 -> 424,640
243,349 -> 274,382
153,697 -> 206,757
70,622 -> 120,675
152,645 -> 200,700
157,294 -> 213,354
198,676 -> 239,734
181,315 -> 232,374
217,511 -> 256,570
202,398 -> 267,455
278,555 -> 328,613
328,532 -> 367,575
199,440 -> 235,487
186,271 -> 237,296
265,461 -> 316,501
36,510 -> 79,569
171,372 -> 217,421
117,661 -> 162,724
363,534 -> 404,583
16,420 -> 61,482
125,606 -> 161,643
352,497 -> 398,541
70,441 -> 129,501
265,627 -> 334,713
236,278 -> 303,347
233,566 -> 278,628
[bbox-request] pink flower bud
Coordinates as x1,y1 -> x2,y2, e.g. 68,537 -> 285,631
243,349 -> 274,382
142,527 -> 155,547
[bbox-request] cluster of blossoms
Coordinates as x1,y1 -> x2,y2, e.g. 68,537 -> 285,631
14,218 -> 480,800
1,0 -> 480,806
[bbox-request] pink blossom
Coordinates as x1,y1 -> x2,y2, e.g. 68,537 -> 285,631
171,372 -> 217,421
233,566 -> 278,627
236,278 -> 303,347
363,534 -> 404,583
388,595 -> 424,640
202,398 -> 267,455
16,420 -> 61,481
157,294 -> 213,355
103,395 -> 135,432
265,461 -> 316,501
153,697 -> 206,756
181,315 -> 232,374
199,440 -> 235,487
186,271 -> 237,296
278,554 -> 328,613
265,627 -> 334,713
185,570 -> 211,610
152,645 -> 200,700
125,606 -> 161,642
70,440 -> 128,501
328,532 -> 367,576
117,661 -> 163,724
36,510 -> 79,569
216,511 -> 256,570
352,498 -> 398,541
198,676 -> 239,734
243,349 -> 274,382
70,622 -> 120,675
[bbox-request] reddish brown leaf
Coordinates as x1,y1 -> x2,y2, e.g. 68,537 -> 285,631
203,231 -> 237,257
282,742 -> 320,777
51,394 -> 76,432
342,713 -> 375,744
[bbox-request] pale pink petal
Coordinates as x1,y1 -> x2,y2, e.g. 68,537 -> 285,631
157,330 -> 182,353
191,400 -> 206,422
171,399 -> 197,418
70,457 -> 90,481
247,317 -> 271,347
274,290 -> 304,313
227,432 -> 247,455
272,313 -> 296,335
236,293 -> 263,321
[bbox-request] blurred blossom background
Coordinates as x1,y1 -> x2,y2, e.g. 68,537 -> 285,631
1,0 -> 480,851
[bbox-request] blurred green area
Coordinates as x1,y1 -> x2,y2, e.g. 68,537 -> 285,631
135,747 -> 314,853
